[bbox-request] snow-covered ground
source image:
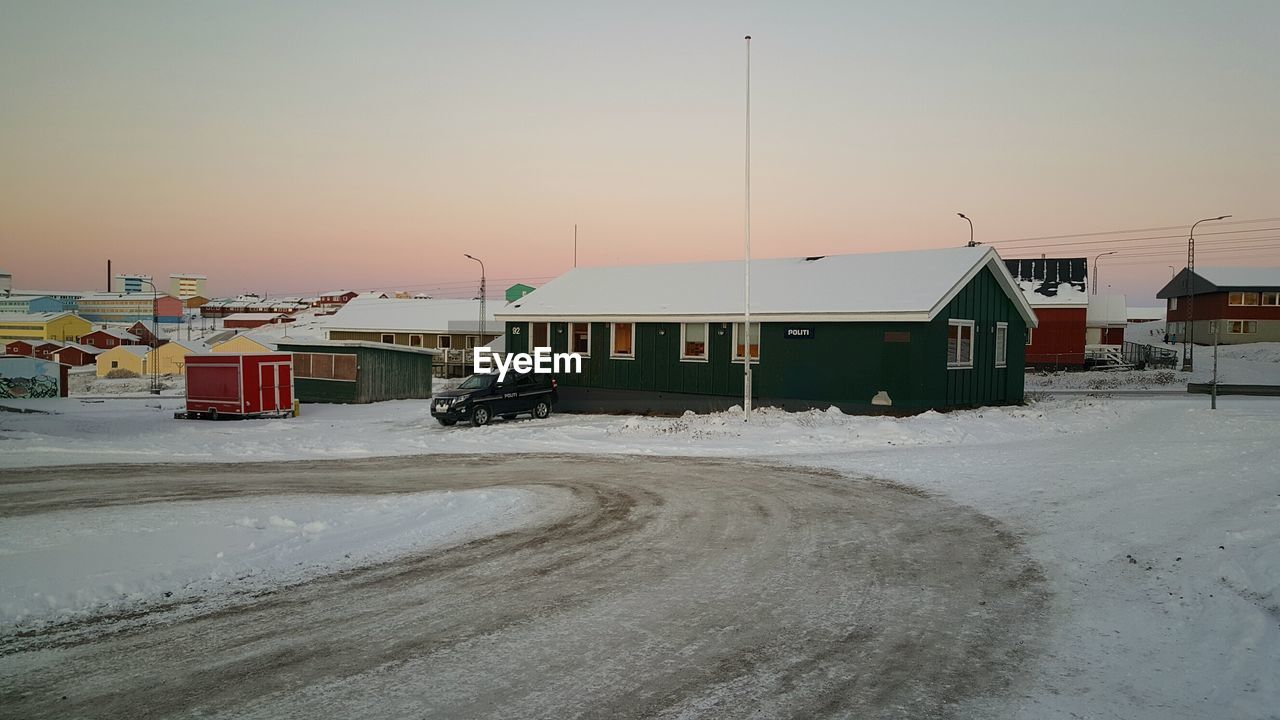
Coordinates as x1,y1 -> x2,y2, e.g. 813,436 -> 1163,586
2,394 -> 1279,717
1125,320 -> 1280,385
0,487 -> 552,631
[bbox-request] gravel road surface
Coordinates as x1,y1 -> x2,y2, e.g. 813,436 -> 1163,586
0,455 -> 1048,719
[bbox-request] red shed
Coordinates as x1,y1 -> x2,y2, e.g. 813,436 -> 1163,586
51,343 -> 103,367
31,341 -> 64,360
4,340 -> 34,356
181,353 -> 295,420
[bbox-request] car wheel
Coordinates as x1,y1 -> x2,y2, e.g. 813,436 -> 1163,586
209,408 -> 218,421
471,405 -> 490,427
437,418 -> 456,427
532,400 -> 551,419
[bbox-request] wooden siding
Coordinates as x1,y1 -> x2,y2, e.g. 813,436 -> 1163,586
935,266 -> 1026,407
276,343 -> 433,403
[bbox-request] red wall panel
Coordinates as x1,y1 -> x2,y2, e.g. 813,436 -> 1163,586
1026,307 -> 1087,366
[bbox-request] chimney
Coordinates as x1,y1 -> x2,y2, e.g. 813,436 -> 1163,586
107,259 -> 112,292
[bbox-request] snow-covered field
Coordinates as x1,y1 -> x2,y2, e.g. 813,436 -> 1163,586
3,392 -> 1279,718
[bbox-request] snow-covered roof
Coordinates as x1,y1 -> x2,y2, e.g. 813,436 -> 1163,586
165,340 -> 212,353
0,312 -> 76,323
105,346 -> 151,358
275,339 -> 441,356
80,292 -> 171,301
320,289 -> 355,297
169,273 -> 208,279
87,328 -> 140,341
1087,294 -> 1128,327
1193,267 -> 1280,289
1003,258 -> 1089,307
498,246 -> 1038,326
55,342 -> 104,355
325,298 -> 498,334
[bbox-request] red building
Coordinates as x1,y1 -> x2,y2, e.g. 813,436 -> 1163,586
51,343 -> 104,367
1158,267 -> 1280,344
314,290 -> 359,308
31,341 -> 64,360
1005,258 -> 1090,368
78,328 -> 141,350
4,340 -> 34,356
126,321 -> 162,347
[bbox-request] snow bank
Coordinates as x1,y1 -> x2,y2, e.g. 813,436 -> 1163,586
0,488 -> 550,630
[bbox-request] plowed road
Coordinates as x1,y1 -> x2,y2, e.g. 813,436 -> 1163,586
0,455 -> 1047,719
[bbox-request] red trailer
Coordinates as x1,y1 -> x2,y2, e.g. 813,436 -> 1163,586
179,353 -> 295,420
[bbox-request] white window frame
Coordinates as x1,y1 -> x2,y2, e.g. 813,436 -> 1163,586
408,334 -> 423,348
1262,292 -> 1279,307
380,333 -> 395,344
570,322 -> 592,357
466,335 -> 479,349
610,322 -> 636,359
680,322 -> 709,362
948,319 -> 975,369
995,322 -> 1008,368
436,334 -> 452,349
1228,320 -> 1258,334
1170,297 -> 1178,310
731,322 -> 761,364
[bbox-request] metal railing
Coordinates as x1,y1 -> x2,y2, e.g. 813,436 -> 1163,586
1122,341 -> 1178,369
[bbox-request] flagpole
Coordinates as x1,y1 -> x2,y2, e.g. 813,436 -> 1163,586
743,34 -> 753,419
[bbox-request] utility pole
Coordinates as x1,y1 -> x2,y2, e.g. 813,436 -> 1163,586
742,34 -> 753,418
138,279 -> 160,395
574,224 -> 578,268
1183,215 -> 1230,371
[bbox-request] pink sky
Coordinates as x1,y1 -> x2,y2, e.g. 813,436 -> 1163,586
2,2 -> 1277,302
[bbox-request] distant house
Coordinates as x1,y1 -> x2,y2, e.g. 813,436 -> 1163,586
96,345 -> 151,377
324,297 -> 500,377
275,339 -> 438,404
168,273 -> 208,300
52,342 -> 104,367
1004,258 -> 1089,368
125,320 -> 163,347
506,283 -> 536,303
31,341 -> 64,360
212,334 -> 277,354
0,312 -> 93,342
1158,266 -> 1280,344
184,295 -> 210,309
0,295 -> 65,315
314,290 -> 359,308
499,246 -> 1037,414
4,340 -> 34,356
79,328 -> 141,350
223,312 -> 293,329
148,340 -> 211,375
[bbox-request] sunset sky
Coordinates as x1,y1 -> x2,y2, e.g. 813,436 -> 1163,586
2,1 -> 1277,301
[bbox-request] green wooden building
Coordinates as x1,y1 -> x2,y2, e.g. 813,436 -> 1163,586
274,340 -> 438,404
495,246 -> 1038,415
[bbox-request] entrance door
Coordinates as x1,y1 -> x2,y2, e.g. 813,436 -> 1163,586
260,364 -> 280,413
1085,327 -> 1102,345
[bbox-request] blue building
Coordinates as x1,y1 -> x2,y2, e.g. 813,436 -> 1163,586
0,295 -> 66,315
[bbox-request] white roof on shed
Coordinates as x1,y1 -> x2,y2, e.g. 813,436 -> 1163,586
498,246 -> 1037,325
325,298 -> 497,334
223,312 -> 287,322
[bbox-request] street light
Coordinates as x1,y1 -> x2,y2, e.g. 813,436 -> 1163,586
957,213 -> 975,246
464,254 -> 486,342
1092,251 -> 1118,295
1183,215 -> 1231,371
137,279 -> 160,395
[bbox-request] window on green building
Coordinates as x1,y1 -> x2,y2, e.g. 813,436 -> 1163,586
948,320 -> 974,368
680,323 -> 708,361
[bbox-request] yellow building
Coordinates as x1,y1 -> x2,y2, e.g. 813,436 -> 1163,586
0,312 -> 93,342
96,345 -> 151,377
147,340 -> 210,375
211,334 -> 276,354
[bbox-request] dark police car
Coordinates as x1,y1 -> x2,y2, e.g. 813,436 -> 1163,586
430,371 -> 558,427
